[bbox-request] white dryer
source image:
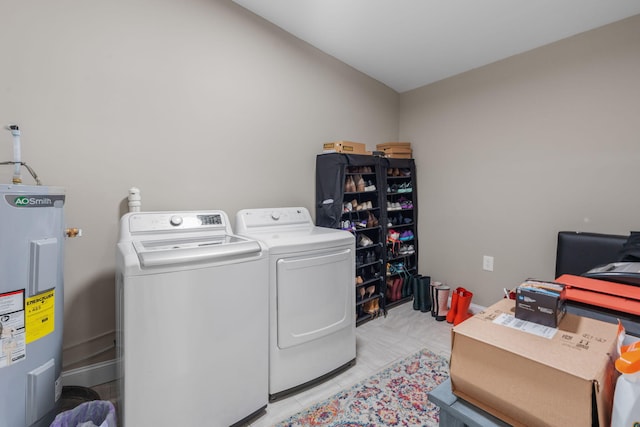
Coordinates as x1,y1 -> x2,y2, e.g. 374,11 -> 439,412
235,207 -> 356,400
116,211 -> 268,427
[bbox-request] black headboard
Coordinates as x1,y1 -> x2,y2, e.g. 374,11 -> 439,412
555,231 -> 627,278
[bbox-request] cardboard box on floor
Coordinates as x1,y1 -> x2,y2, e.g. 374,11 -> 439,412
450,298 -> 618,427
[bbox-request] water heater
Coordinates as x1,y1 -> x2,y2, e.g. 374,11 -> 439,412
0,184 -> 66,427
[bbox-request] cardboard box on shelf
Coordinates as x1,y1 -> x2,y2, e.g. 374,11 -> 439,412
376,142 -> 413,158
450,298 -> 618,427
515,279 -> 566,328
376,141 -> 412,150
385,152 -> 412,159
322,141 -> 368,154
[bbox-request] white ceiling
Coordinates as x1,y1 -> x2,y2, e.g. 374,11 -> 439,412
232,0 -> 640,93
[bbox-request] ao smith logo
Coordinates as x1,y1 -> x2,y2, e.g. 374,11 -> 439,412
14,196 -> 53,206
5,194 -> 65,207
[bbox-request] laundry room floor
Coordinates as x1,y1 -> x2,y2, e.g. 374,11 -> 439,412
91,301 -> 453,426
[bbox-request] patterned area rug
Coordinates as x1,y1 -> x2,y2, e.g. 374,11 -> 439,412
275,349 -> 449,427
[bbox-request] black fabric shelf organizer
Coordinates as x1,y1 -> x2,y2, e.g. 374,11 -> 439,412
315,153 -> 419,326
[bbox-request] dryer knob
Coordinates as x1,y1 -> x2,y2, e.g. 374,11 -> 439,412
271,212 -> 281,221
170,215 -> 183,226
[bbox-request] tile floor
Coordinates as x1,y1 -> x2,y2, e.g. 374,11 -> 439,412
91,301 -> 455,427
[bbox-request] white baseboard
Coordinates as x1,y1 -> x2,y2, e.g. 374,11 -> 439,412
61,359 -> 118,388
469,302 -> 486,314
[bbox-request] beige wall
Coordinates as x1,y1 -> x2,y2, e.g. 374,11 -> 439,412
400,14 -> 640,307
0,0 -> 399,368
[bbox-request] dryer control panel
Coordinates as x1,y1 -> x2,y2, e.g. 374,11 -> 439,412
236,207 -> 312,231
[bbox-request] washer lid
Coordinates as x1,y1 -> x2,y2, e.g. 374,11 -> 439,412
133,235 -> 262,268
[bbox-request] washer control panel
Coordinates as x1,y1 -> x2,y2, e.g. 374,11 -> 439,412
127,212 -> 226,234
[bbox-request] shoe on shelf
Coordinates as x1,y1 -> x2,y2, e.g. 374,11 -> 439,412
365,296 -> 380,316
364,181 -> 376,191
355,220 -> 368,229
366,251 -> 376,264
365,285 -> 376,297
356,276 -> 364,285
358,235 -> 374,247
387,229 -> 400,241
386,278 -> 395,301
387,200 -> 401,211
400,199 -> 413,209
355,174 -> 366,192
367,211 -> 379,228
345,176 -> 356,193
399,231 -> 414,241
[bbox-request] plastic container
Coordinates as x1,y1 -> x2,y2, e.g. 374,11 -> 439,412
611,348 -> 640,427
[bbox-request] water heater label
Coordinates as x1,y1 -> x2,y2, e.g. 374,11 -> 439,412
4,194 -> 66,208
0,289 -> 26,368
25,289 -> 55,344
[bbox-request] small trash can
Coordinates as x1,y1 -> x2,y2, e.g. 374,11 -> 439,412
50,399 -> 117,427
56,386 -> 101,414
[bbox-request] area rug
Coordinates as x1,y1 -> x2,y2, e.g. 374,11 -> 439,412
274,349 -> 449,427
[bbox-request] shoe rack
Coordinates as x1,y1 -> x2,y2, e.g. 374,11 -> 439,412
316,154 -> 419,326
382,158 -> 419,310
347,165 -> 385,325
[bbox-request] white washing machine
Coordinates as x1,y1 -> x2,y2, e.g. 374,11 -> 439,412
116,211 -> 268,427
235,207 -> 356,400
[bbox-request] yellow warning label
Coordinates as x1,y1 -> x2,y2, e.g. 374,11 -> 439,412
26,289 -> 55,344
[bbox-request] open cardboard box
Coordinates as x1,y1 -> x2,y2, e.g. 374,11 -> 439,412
450,298 -> 619,427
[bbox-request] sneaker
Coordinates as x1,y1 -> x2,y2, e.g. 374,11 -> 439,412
399,231 -> 414,241
399,244 -> 415,255
355,220 -> 368,229
400,199 -> 413,209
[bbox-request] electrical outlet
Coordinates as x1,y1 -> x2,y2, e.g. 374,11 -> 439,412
483,255 -> 494,272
